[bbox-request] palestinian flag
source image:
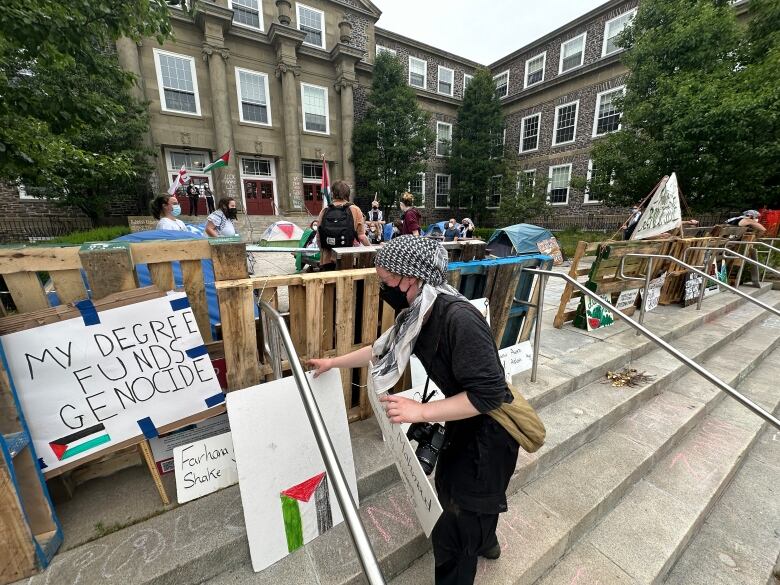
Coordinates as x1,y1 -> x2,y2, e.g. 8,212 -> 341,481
280,472 -> 333,552
203,149 -> 231,173
320,157 -> 331,206
50,424 -> 111,461
168,164 -> 189,195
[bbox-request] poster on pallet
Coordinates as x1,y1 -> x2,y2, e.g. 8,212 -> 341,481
642,273 -> 667,313
0,291 -> 223,475
226,369 -> 358,573
630,173 -> 682,240
584,294 -> 616,331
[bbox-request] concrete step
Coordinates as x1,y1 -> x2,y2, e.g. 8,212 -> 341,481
534,344 -> 780,585
663,426 -> 780,585
390,320 -> 780,585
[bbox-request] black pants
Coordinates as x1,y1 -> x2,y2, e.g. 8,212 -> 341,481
206,195 -> 215,213
431,498 -> 498,585
188,194 -> 198,215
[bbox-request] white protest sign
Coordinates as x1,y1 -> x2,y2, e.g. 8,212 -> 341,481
643,273 -> 667,313
227,369 -> 358,573
630,173 -> 683,240
149,412 -> 230,474
174,431 -> 237,503
0,291 -> 221,474
367,369 -> 443,537
615,289 -> 640,311
498,341 -> 533,383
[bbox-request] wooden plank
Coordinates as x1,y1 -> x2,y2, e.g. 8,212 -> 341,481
138,440 -> 169,505
335,276 -> 355,410
288,284 -> 307,356
306,280 -> 324,358
519,276 -> 541,342
130,240 -> 211,264
359,274 -> 380,418
180,259 -> 212,343
79,246 -> 137,301
486,264 -> 522,345
0,246 -> 82,275
49,269 -> 88,304
322,282 -> 336,351
210,242 -> 249,281
217,284 -> 261,391
553,240 -> 588,328
147,262 -> 175,292
380,299 -> 395,334
4,272 -> 49,313
0,467 -> 37,583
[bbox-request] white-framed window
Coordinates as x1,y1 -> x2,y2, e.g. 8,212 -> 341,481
435,174 -> 451,208
524,52 -> 546,88
409,56 -> 427,89
409,172 -> 426,206
301,160 -> 324,179
437,66 -> 454,96
300,83 -> 329,134
488,175 -> 502,208
296,3 -> 325,49
229,0 -> 263,30
153,49 -> 201,115
520,112 -> 541,153
585,159 -> 614,203
235,67 -> 271,126
553,100 -> 579,146
463,73 -> 473,91
436,121 -> 452,157
242,157 -> 273,176
165,148 -> 213,192
494,70 -> 509,99
593,86 -> 625,136
547,163 -> 572,205
490,127 -> 506,158
559,33 -> 587,73
376,45 -> 396,57
518,169 -> 536,195
602,9 -> 636,56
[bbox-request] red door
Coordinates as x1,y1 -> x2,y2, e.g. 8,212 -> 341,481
244,179 -> 275,215
303,183 -> 323,215
171,175 -> 209,215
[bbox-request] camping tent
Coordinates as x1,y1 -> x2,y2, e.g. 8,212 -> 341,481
486,223 -> 562,262
423,221 -> 447,238
259,221 -> 304,247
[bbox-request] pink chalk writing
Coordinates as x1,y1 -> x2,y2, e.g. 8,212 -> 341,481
365,495 -> 415,544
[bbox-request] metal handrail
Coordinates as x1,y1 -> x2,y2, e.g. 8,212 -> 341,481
523,268 -> 780,430
681,246 -> 780,280
258,301 -> 386,585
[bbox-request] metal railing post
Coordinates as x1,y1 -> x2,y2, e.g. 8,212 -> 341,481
636,257 -> 654,336
697,250 -> 712,311
258,301 -> 386,585
530,273 -> 547,383
522,268 -> 780,430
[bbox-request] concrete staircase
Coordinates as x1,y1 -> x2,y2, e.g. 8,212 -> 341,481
22,286 -> 780,585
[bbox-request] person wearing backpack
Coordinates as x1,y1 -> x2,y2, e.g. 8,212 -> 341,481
316,180 -> 370,271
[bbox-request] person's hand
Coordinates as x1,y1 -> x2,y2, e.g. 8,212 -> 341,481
306,358 -> 333,378
379,394 -> 426,424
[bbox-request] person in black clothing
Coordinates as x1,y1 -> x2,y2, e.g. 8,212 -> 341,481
203,183 -> 216,214
308,236 -> 518,585
185,180 -> 200,216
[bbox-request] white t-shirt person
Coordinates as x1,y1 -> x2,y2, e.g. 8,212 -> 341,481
156,216 -> 187,231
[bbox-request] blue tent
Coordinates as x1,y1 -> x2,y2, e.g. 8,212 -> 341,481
423,221 -> 447,237
486,223 -> 556,257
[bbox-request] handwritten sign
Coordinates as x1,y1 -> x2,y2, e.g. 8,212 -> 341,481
536,237 -> 564,265
498,341 -> 533,383
367,369 -> 443,537
615,289 -> 640,311
174,432 -> 237,503
149,413 -> 230,474
643,273 -> 667,313
0,292 -> 221,473
630,173 -> 682,240
681,272 -> 703,307
584,293 -> 615,331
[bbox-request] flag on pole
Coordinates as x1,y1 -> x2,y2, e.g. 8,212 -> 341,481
203,149 -> 231,173
168,164 -> 190,195
321,157 -> 331,206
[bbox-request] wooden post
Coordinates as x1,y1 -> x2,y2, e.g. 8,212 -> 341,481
137,441 -> 169,506
79,243 -> 137,300
335,276 -> 355,410
553,240 -> 588,328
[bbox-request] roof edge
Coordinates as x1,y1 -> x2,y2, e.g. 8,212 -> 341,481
374,26 -> 485,69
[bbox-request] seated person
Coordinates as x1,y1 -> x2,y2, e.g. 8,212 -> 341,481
725,210 -> 766,234
443,218 -> 460,242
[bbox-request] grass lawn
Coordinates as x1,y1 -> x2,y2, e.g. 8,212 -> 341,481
553,229 -> 612,258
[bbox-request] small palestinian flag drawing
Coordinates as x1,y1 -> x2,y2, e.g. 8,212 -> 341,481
280,472 -> 333,553
49,424 -> 111,461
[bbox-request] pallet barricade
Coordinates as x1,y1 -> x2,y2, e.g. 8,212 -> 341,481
333,240 -> 487,270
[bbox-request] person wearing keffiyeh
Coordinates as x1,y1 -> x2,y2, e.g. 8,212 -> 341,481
308,236 -> 518,585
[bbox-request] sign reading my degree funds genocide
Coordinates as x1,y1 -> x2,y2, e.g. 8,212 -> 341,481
0,291 -> 223,474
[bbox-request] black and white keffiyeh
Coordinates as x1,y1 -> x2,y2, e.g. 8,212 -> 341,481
371,236 -> 465,391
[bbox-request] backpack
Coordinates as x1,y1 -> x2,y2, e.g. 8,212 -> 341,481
319,203 -> 356,249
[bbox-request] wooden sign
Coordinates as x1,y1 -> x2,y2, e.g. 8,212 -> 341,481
630,173 -> 682,240
0,290 -> 222,475
536,237 -> 564,265
173,431 -> 237,503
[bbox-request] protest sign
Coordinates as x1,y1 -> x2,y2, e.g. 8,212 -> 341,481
0,291 -> 222,475
227,369 -> 357,573
498,341 -> 533,383
630,173 -> 683,240
149,413 -> 230,474
615,289 -> 640,311
643,273 -> 667,313
174,431 -> 237,503
584,294 -> 615,331
536,237 -> 564,265
368,369 -> 443,537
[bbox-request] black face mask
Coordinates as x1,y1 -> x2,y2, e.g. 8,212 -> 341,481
380,282 -> 409,312
226,208 -> 238,220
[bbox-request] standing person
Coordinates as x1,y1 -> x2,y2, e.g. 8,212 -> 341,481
367,200 -> 385,242
400,192 -> 421,236
621,205 -> 643,240
316,180 -> 370,271
460,218 -> 475,239
726,210 -> 766,234
203,183 -> 216,214
205,197 -> 238,237
151,195 -> 187,231
186,180 -> 200,216
443,218 -> 460,242
308,236 -> 520,585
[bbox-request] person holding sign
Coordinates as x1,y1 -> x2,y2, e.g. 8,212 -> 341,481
308,236 -> 518,585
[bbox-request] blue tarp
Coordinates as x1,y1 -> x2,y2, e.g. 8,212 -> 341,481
486,223 -> 554,256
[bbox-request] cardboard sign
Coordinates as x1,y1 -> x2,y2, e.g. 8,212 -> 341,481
681,272 -> 704,307
643,273 -> 667,313
615,289 -> 640,311
0,292 -> 221,474
227,369 -> 358,573
149,413 -> 230,474
584,294 -> 615,331
367,369 -> 443,537
536,237 -> 564,265
498,341 -> 533,383
174,431 -> 237,503
630,173 -> 683,240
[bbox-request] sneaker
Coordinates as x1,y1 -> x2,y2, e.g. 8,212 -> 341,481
480,543 -> 501,560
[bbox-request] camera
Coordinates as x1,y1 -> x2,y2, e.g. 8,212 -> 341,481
406,422 -> 446,475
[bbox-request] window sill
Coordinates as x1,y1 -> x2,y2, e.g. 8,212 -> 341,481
302,41 -> 327,51
551,140 -> 576,148
519,147 -> 539,155
559,63 -> 584,75
302,129 -> 330,136
238,120 -> 273,129
159,109 -> 203,120
549,202 -> 569,206
583,200 -> 602,205
523,80 -> 544,90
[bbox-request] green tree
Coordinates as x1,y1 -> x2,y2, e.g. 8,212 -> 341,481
352,53 -> 434,210
591,0 -> 780,210
496,153 -> 548,225
448,68 -> 505,223
0,0 -> 174,220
